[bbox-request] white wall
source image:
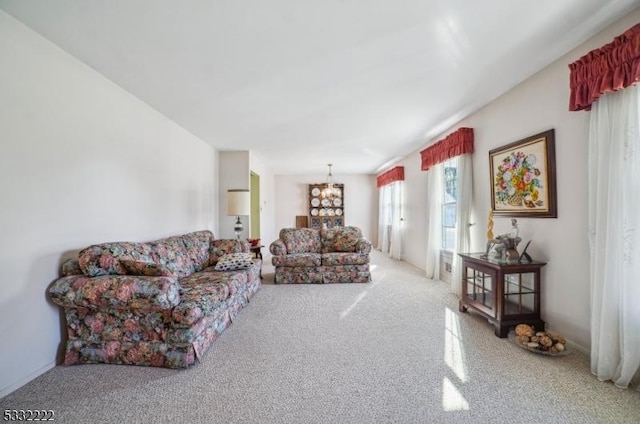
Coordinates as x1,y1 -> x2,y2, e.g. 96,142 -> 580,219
0,12 -> 219,397
399,9 -> 640,352
274,174 -> 378,242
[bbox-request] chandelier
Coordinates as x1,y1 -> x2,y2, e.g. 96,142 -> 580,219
321,164 -> 340,199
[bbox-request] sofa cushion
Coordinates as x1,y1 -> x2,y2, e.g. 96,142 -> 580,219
321,253 -> 369,266
180,270 -> 247,291
197,271 -> 249,295
180,230 -> 215,272
149,236 -> 196,278
280,228 -> 321,253
120,259 -> 174,277
78,242 -> 156,276
321,227 -> 363,253
214,253 -> 253,271
272,253 -> 322,267
208,239 -> 250,265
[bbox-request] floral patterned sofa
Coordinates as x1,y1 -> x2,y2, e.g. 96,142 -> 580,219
48,230 -> 260,369
269,226 -> 371,284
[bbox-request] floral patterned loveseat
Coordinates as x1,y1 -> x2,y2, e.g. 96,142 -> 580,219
48,230 -> 260,368
269,226 -> 372,284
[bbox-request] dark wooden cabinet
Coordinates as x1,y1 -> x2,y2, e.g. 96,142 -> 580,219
458,253 -> 546,338
308,183 -> 344,229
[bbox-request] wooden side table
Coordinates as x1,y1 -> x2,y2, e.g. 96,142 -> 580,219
458,253 -> 546,337
250,245 -> 264,278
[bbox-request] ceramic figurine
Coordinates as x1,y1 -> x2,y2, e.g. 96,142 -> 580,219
486,210 -> 494,240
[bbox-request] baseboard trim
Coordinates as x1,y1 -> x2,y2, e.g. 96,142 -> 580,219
546,326 -> 589,355
0,361 -> 56,399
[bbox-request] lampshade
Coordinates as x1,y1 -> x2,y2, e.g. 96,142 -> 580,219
227,189 -> 251,216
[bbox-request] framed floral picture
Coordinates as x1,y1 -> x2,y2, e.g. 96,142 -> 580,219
489,129 -> 557,218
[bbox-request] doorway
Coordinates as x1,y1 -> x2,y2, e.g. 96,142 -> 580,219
250,171 -> 260,238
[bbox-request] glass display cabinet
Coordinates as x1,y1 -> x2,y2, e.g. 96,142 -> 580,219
458,253 -> 546,337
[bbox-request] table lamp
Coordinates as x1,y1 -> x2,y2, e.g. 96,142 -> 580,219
227,189 -> 250,240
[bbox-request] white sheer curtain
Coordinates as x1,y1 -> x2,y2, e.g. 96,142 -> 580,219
425,163 -> 442,279
451,154 -> 473,296
377,185 -> 390,252
377,182 -> 404,259
389,181 -> 404,260
588,84 -> 640,389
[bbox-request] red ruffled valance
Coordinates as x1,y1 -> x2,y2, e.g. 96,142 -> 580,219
377,166 -> 404,188
420,127 -> 474,171
569,23 -> 640,111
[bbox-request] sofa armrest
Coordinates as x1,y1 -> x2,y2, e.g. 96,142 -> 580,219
269,239 -> 287,256
48,274 -> 181,310
356,239 -> 372,254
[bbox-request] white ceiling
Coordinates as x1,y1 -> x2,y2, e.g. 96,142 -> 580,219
2,1 -> 638,175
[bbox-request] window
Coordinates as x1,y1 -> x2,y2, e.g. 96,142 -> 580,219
378,181 -> 403,257
442,158 -> 457,250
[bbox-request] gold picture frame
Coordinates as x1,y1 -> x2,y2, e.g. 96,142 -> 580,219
489,129 -> 557,218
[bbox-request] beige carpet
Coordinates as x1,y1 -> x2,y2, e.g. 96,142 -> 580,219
1,251 -> 639,423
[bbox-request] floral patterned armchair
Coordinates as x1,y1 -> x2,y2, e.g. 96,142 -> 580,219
269,226 -> 371,284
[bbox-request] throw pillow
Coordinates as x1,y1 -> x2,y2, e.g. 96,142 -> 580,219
214,253 -> 253,271
120,259 -> 174,277
333,228 -> 361,252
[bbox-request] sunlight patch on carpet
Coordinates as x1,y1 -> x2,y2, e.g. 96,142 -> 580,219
444,307 -> 467,383
340,291 -> 368,319
442,377 -> 469,411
